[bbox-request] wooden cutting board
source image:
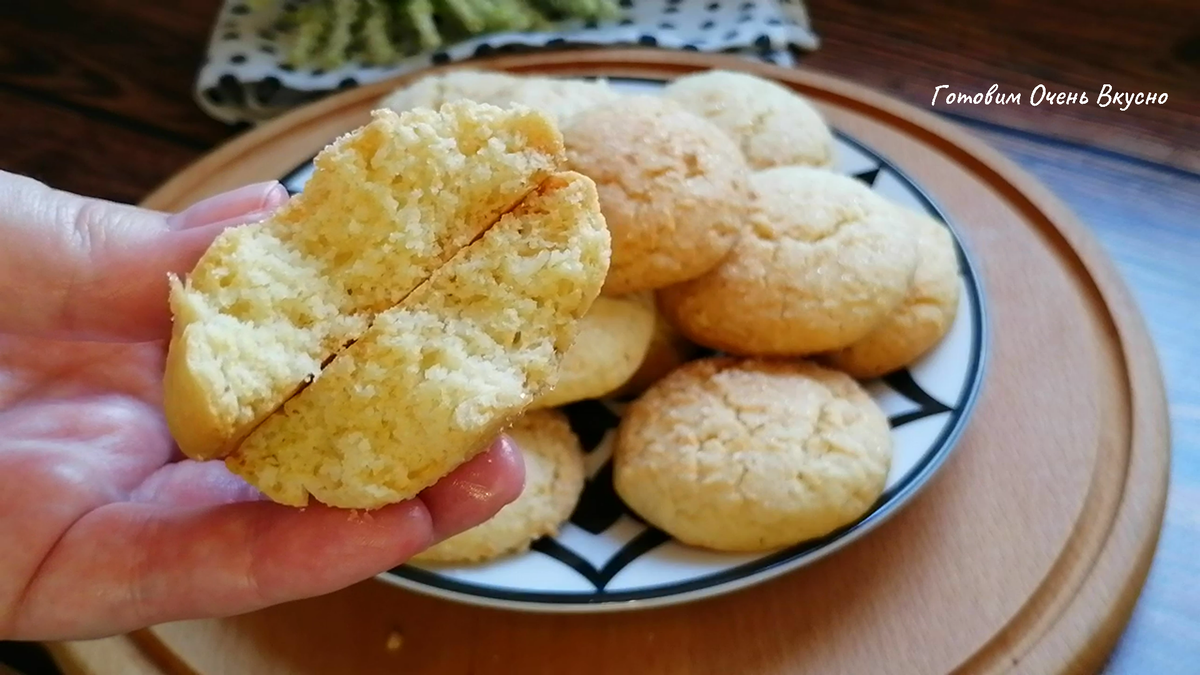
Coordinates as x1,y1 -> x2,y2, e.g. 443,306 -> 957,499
49,49 -> 1169,675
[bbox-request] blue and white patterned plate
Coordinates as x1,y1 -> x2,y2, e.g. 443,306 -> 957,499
279,76 -> 987,613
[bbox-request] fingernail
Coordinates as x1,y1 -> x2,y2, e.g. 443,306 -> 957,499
494,433 -> 518,458
167,181 -> 287,230
182,207 -> 276,236
262,182 -> 289,210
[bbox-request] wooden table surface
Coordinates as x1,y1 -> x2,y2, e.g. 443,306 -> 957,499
0,1 -> 1196,673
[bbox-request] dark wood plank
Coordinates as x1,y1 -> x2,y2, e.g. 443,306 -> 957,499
0,89 -> 202,204
803,0 -> 1200,172
957,121 -> 1200,673
3,0 -> 1196,175
0,0 -> 232,147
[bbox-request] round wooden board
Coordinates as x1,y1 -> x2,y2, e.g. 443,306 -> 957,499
50,49 -> 1169,675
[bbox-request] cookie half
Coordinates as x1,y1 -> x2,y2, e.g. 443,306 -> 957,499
413,409 -> 587,564
614,357 -> 892,552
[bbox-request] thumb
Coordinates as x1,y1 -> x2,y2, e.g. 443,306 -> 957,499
0,172 -> 288,342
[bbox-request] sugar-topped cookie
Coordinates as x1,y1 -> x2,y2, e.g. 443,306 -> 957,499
658,166 -> 918,356
823,208 -> 962,378
534,293 -> 657,408
564,95 -> 752,295
381,69 -> 620,125
613,357 -> 892,552
664,70 -> 835,170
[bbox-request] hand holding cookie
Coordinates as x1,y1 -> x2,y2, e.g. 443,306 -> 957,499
0,172 -> 525,640
165,102 -> 611,509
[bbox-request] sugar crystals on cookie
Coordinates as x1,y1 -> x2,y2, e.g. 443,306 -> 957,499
658,166 -> 919,357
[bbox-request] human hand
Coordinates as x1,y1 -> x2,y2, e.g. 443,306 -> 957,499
0,171 -> 524,641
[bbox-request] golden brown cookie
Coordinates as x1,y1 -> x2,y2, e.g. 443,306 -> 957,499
658,166 -> 918,356
381,70 -> 620,125
563,95 -> 752,295
500,76 -> 623,124
823,209 -> 962,378
534,293 -> 657,408
613,357 -> 892,552
610,304 -> 700,398
379,69 -> 520,114
413,409 -> 587,563
663,70 -> 835,170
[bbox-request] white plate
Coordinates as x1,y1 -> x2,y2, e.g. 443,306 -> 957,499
278,76 -> 988,613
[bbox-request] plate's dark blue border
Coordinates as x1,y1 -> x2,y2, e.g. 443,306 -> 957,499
278,78 -> 989,608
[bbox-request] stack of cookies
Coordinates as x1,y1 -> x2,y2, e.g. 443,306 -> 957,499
381,68 -> 963,560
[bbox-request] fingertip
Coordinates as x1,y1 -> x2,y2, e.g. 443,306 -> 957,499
167,181 -> 287,231
262,182 -> 289,210
419,436 -> 527,543
488,434 -> 527,506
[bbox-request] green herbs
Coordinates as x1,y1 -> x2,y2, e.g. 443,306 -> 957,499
272,0 -> 621,69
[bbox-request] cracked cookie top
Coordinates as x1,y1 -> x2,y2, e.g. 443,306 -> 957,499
563,95 -> 752,295
658,166 -> 919,356
664,69 -> 835,171
823,207 -> 962,378
381,70 -> 622,127
613,357 -> 893,552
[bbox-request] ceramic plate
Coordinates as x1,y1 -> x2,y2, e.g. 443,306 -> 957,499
278,76 -> 988,613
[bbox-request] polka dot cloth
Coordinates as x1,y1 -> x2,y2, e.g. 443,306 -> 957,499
196,0 -> 819,125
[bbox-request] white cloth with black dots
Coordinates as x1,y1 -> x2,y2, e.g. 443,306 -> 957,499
196,0 -> 819,125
